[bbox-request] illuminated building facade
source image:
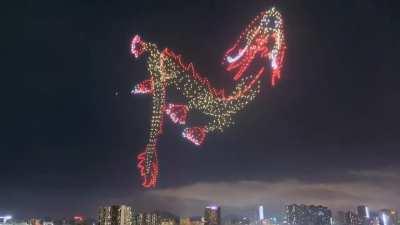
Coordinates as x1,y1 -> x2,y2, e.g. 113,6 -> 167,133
143,213 -> 160,225
98,205 -> 132,225
238,217 -> 250,225
29,219 -> 41,225
358,206 -> 370,220
357,206 -> 370,225
0,217 -> 13,224
132,212 -> 143,225
132,211 -> 178,225
190,217 -> 203,225
261,218 -> 278,225
179,218 -> 190,225
99,207 -> 111,225
160,214 -> 178,225
259,206 -> 265,221
379,210 -> 398,225
345,211 -> 359,225
204,206 -> 221,225
285,204 -> 332,225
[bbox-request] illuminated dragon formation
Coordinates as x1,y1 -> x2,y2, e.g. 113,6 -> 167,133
131,7 -> 286,188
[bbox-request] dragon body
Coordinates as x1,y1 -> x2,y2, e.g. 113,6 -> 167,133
130,7 -> 286,188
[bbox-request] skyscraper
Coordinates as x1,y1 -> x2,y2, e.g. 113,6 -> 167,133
204,206 -> 221,225
259,206 -> 265,221
379,209 -> 398,225
99,205 -> 133,225
358,206 -> 370,219
285,204 -> 332,225
357,206 -> 370,225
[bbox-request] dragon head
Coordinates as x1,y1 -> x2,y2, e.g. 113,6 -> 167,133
222,7 -> 285,86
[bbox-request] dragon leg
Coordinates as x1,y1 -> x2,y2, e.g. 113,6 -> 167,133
131,78 -> 154,95
136,79 -> 165,188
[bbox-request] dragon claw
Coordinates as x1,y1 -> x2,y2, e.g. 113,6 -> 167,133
182,126 -> 207,146
165,103 -> 189,125
131,79 -> 154,95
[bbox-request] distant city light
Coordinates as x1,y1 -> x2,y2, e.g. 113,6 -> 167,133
381,213 -> 388,225
0,216 -> 12,224
365,206 -> 370,218
206,205 -> 219,210
74,216 -> 83,221
259,205 -> 264,221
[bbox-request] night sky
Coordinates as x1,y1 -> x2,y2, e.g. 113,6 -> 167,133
2,0 -> 400,219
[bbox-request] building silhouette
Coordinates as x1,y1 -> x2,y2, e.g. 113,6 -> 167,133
204,206 -> 221,225
344,211 -> 358,225
99,205 -> 132,225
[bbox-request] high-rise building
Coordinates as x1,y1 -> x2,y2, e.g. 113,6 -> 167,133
179,218 -> 191,225
98,205 -> 132,225
204,206 -> 221,225
371,217 -> 380,225
358,206 -> 370,220
336,211 -> 346,225
132,212 -> 143,225
28,219 -> 42,225
357,206 -> 371,225
285,204 -> 332,225
259,206 -> 265,221
159,212 -> 178,225
345,211 -> 358,225
379,209 -> 397,225
99,207 -> 111,225
143,213 -> 160,225
133,211 -> 178,225
0,216 -> 13,224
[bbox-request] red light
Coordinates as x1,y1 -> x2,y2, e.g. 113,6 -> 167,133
165,103 -> 189,125
182,127 -> 207,146
74,216 -> 83,222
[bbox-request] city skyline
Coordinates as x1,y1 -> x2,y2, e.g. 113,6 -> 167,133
1,204 -> 399,225
1,203 -> 399,222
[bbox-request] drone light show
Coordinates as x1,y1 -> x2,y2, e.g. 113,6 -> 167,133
131,7 -> 286,188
